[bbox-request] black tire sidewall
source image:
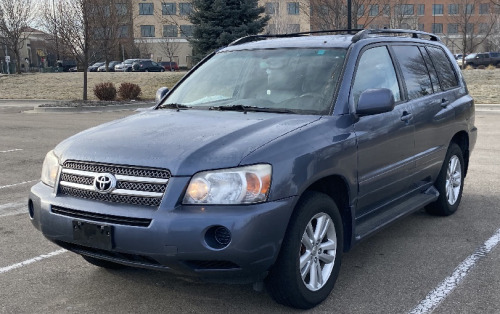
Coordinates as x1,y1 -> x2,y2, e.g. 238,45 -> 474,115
428,143 -> 465,216
267,191 -> 343,309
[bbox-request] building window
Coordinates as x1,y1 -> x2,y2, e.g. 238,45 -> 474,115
141,25 -> 155,37
432,23 -> 443,33
265,2 -> 279,15
478,23 -> 489,34
117,25 -> 129,38
369,5 -> 378,17
448,4 -> 458,15
465,4 -> 474,14
383,4 -> 390,16
287,2 -> 299,15
400,4 -> 414,15
180,25 -> 193,37
162,3 -> 176,15
418,23 -> 424,31
163,25 -> 177,37
448,23 -> 458,34
357,5 -> 365,17
139,3 -> 153,15
116,3 -> 127,16
465,23 -> 474,34
179,3 -> 192,15
356,24 -> 364,29
417,4 -> 424,16
287,24 -> 300,33
432,4 -> 443,15
479,3 -> 489,14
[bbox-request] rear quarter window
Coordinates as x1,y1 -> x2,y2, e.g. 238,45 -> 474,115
427,46 -> 459,90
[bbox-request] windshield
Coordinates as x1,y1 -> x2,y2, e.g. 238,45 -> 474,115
163,48 -> 346,114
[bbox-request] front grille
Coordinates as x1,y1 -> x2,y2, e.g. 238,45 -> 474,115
52,205 -> 152,227
58,161 -> 170,207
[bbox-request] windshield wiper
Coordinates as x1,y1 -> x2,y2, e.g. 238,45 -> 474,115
210,104 -> 296,114
157,103 -> 191,111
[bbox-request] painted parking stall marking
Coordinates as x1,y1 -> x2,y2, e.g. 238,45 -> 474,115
0,202 -> 27,217
0,180 -> 38,190
409,228 -> 500,314
0,249 -> 67,274
0,149 -> 23,153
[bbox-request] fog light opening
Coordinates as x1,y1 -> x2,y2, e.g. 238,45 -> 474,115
28,200 -> 35,219
205,226 -> 232,249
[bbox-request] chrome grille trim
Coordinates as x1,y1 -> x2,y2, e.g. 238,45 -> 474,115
59,161 -> 170,207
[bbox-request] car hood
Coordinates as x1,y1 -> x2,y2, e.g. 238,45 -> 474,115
54,109 -> 320,176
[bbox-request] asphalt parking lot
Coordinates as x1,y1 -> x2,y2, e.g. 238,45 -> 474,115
1,104 -> 499,313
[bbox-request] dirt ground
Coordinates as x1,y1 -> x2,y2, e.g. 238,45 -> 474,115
0,69 -> 498,103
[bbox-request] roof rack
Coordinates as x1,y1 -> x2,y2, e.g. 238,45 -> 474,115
228,29 -> 363,46
351,29 -> 441,43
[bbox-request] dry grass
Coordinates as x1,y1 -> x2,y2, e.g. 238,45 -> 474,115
0,71 -> 186,100
0,69 -> 499,104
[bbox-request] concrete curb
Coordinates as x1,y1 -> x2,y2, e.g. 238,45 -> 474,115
30,102 -> 154,113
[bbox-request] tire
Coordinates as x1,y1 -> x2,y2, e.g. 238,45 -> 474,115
81,255 -> 126,270
426,143 -> 465,216
160,68 -> 165,72
266,191 -> 343,309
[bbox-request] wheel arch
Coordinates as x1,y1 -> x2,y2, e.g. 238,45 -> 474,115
300,175 -> 354,252
450,131 -> 470,177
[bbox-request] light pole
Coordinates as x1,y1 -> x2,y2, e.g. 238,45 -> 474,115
53,0 -> 60,62
347,0 -> 352,30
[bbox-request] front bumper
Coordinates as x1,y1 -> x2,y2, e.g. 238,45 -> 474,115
29,181 -> 296,282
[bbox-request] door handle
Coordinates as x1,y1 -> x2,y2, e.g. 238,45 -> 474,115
440,98 -> 449,108
401,111 -> 413,122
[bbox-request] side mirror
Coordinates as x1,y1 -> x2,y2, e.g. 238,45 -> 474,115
155,87 -> 169,105
356,88 -> 395,116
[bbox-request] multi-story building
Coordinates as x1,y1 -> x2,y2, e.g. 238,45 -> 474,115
132,0 -> 311,68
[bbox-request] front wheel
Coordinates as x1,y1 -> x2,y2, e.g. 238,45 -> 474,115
266,191 -> 343,309
426,143 -> 465,216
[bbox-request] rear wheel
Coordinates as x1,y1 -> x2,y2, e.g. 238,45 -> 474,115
81,255 -> 126,270
266,191 -> 343,309
426,143 -> 465,216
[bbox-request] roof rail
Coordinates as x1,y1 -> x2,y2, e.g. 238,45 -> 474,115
228,29 -> 363,46
352,29 -> 441,43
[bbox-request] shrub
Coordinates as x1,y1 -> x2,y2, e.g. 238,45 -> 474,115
486,64 -> 496,70
118,82 -> 142,100
93,82 -> 116,101
464,65 -> 474,70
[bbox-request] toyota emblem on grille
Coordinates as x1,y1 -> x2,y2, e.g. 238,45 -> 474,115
94,173 -> 117,194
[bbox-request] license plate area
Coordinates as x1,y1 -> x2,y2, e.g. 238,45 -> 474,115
73,220 -> 113,250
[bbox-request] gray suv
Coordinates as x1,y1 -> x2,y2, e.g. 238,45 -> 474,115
29,29 -> 477,309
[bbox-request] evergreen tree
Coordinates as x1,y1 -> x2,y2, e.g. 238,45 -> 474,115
188,0 -> 269,62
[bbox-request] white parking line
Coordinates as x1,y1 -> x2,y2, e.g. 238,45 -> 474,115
0,249 -> 67,274
0,202 -> 26,217
409,228 -> 500,314
0,180 -> 38,190
0,149 -> 23,153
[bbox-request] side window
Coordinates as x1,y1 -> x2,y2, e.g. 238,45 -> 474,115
427,47 -> 459,90
419,47 -> 442,93
392,45 -> 433,100
352,46 -> 401,106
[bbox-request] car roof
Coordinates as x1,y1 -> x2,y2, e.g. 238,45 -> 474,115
221,29 -> 441,52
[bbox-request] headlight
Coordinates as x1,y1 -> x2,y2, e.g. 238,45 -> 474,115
41,150 -> 60,187
183,164 -> 272,205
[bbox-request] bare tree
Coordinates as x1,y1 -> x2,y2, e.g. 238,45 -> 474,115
384,1 -> 421,29
159,37 -> 180,65
447,0 -> 497,66
309,0 -> 388,31
0,0 -> 34,74
40,0 -> 95,100
92,0 -> 133,70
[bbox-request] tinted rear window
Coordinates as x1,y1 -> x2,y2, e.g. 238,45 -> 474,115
392,45 -> 433,100
427,47 -> 459,90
